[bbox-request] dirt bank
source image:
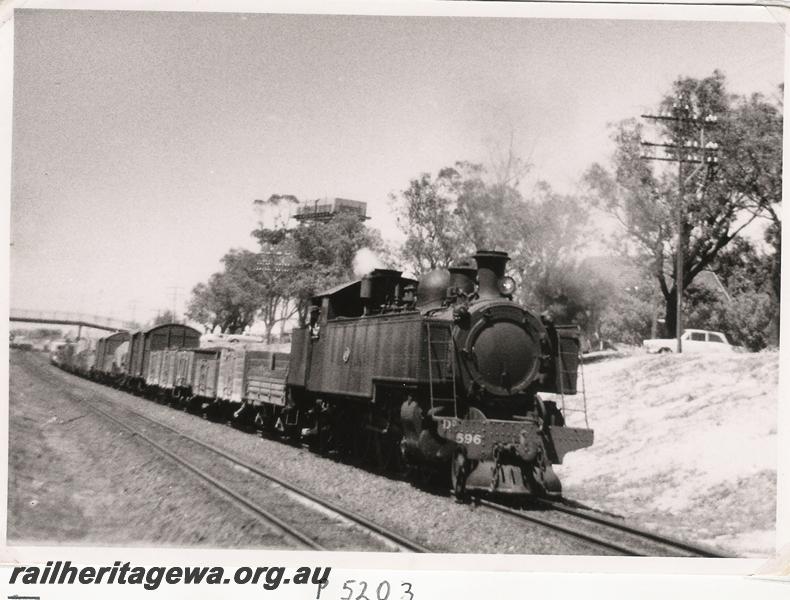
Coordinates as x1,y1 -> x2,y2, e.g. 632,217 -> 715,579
554,351 -> 778,557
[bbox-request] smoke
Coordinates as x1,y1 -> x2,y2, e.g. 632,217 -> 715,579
353,248 -> 385,277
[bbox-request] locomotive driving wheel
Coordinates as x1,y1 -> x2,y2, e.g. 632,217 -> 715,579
370,428 -> 405,474
372,432 -> 395,472
450,447 -> 470,502
314,422 -> 333,455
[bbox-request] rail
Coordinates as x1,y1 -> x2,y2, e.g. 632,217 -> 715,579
479,498 -> 729,557
47,364 -> 431,553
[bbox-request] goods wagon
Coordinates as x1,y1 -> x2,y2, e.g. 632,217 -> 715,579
72,338 -> 96,376
177,348 -> 222,410
126,324 -> 201,390
94,331 -> 130,381
210,347 -> 289,422
145,349 -> 180,392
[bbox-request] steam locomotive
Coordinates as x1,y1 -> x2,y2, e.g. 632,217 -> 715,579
54,250 -> 594,499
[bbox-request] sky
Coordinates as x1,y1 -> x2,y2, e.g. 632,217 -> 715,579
9,5 -> 786,327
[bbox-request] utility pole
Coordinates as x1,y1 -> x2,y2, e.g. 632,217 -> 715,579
641,93 -> 720,353
166,286 -> 182,323
128,299 -> 137,324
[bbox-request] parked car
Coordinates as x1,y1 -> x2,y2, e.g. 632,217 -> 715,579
643,329 -> 739,354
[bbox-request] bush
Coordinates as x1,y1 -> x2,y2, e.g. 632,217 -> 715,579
598,294 -> 655,345
724,291 -> 775,351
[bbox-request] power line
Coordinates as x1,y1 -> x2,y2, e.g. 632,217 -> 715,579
166,286 -> 182,323
640,93 -> 721,353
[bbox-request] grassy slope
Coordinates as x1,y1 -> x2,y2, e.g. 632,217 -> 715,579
552,351 -> 778,557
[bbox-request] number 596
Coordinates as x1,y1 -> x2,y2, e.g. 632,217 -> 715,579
455,432 -> 482,445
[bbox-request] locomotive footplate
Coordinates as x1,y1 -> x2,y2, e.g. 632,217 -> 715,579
435,416 -> 594,495
436,416 -> 541,461
435,416 -> 594,463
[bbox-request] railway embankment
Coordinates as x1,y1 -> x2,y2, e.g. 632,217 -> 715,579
555,350 -> 779,558
8,351 -> 296,548
7,351 -> 597,554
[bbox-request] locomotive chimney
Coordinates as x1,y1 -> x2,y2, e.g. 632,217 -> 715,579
360,269 -> 402,314
360,274 -> 373,315
473,250 -> 510,299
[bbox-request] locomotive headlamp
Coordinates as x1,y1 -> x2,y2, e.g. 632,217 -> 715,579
497,276 -> 516,296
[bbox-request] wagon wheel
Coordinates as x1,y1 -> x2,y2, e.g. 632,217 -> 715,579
316,421 -> 334,456
413,464 -> 442,490
348,425 -> 367,464
337,419 -> 359,460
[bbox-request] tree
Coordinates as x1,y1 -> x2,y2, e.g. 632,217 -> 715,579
252,194 -> 389,330
250,194 -> 303,342
151,310 -> 178,326
229,248 -> 291,343
451,161 -> 527,252
11,327 -> 63,340
599,290 -> 657,347
710,237 -> 772,296
567,255 -> 661,347
392,161 -> 595,326
584,71 -> 782,338
185,249 -> 265,334
506,182 -> 591,312
288,211 -> 385,325
391,157 -> 535,275
391,168 -> 468,274
680,238 -> 777,350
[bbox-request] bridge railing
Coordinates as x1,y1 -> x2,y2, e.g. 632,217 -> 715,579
10,308 -> 136,331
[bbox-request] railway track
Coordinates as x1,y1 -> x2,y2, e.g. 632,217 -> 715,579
30,354 -> 730,557
478,498 -> 729,557
65,388 -> 432,553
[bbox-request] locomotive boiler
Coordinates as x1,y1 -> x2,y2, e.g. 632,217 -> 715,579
285,250 -> 594,498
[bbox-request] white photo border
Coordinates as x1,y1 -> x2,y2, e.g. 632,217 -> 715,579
1,0 -> 787,584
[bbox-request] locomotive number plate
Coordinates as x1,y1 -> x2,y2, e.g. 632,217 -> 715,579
440,420 -> 482,445
436,416 -> 541,460
454,432 -> 483,446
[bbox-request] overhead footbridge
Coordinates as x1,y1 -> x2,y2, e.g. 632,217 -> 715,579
10,308 -> 134,337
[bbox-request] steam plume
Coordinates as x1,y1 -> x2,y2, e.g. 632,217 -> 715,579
353,248 -> 385,277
